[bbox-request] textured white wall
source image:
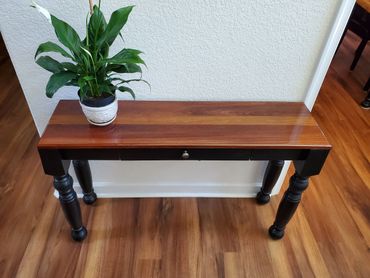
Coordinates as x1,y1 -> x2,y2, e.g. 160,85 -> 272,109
0,0 -> 343,197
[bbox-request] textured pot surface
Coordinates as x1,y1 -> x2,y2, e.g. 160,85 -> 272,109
80,97 -> 118,126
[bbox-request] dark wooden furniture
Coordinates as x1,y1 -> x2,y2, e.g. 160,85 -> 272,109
358,0 -> 370,14
38,100 -> 331,241
337,2 -> 370,70
364,76 -> 370,91
361,88 -> 370,108
0,33 -> 9,64
361,77 -> 370,109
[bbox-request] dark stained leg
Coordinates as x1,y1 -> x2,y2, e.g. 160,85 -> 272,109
73,160 -> 97,205
350,39 -> 367,71
256,160 -> 284,204
54,174 -> 87,241
360,90 -> 370,109
268,172 -> 309,239
363,77 -> 370,91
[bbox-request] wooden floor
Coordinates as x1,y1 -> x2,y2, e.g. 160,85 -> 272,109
0,32 -> 369,278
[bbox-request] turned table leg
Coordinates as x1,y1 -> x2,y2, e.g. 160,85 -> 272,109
360,90 -> 370,109
73,160 -> 97,205
268,172 -> 309,239
364,77 -> 370,91
256,160 -> 284,204
54,174 -> 87,241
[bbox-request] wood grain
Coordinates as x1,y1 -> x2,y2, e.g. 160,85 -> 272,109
0,29 -> 369,277
357,0 -> 370,13
39,101 -> 330,150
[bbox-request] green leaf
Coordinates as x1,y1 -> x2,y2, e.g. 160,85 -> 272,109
36,56 -> 64,73
51,15 -> 82,56
95,68 -> 108,83
112,77 -> 150,89
98,84 -> 114,95
77,77 -> 87,95
107,63 -> 142,74
61,62 -> 78,72
66,79 -> 78,86
122,63 -> 142,74
88,5 -> 107,45
35,41 -> 73,59
88,6 -> 109,59
97,6 -> 134,47
108,48 -> 145,65
45,71 -> 77,98
114,78 -> 151,93
77,77 -> 88,100
118,86 -> 135,99
82,76 -> 95,81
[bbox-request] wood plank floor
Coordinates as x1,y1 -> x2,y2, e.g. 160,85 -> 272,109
0,32 -> 369,277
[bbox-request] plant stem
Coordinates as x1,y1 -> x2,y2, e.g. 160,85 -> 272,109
89,0 -> 94,14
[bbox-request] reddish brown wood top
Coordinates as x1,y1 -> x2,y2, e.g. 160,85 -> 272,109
38,100 -> 331,150
357,0 -> 370,13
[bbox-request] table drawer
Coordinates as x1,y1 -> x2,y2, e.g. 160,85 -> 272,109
120,149 -> 252,161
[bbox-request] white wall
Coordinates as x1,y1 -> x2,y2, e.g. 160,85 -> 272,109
0,0 -> 352,197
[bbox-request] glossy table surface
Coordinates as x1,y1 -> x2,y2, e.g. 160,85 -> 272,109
38,100 -> 331,150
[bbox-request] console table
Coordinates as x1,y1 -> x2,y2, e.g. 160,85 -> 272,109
38,100 -> 331,241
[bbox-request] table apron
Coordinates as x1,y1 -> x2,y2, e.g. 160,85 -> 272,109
56,148 -> 311,161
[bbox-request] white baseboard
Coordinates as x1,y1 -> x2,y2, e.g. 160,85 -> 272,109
53,161 -> 290,199
53,180 -> 284,199
304,0 -> 355,110
71,182 -> 265,198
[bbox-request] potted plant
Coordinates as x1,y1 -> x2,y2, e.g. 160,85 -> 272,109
32,0 -> 147,126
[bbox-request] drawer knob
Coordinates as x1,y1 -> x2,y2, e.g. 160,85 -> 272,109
182,150 -> 190,159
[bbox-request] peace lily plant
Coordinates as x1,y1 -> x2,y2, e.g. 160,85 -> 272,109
32,0 -> 147,126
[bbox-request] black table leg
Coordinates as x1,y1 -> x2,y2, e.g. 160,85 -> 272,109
73,160 -> 97,205
363,77 -> 370,91
268,172 -> 309,239
256,160 -> 284,204
360,90 -> 370,109
54,174 -> 87,241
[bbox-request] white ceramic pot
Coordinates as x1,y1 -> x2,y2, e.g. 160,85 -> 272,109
79,97 -> 118,126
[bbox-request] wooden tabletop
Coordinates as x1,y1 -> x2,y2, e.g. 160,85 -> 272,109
38,100 -> 331,150
357,0 -> 370,13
